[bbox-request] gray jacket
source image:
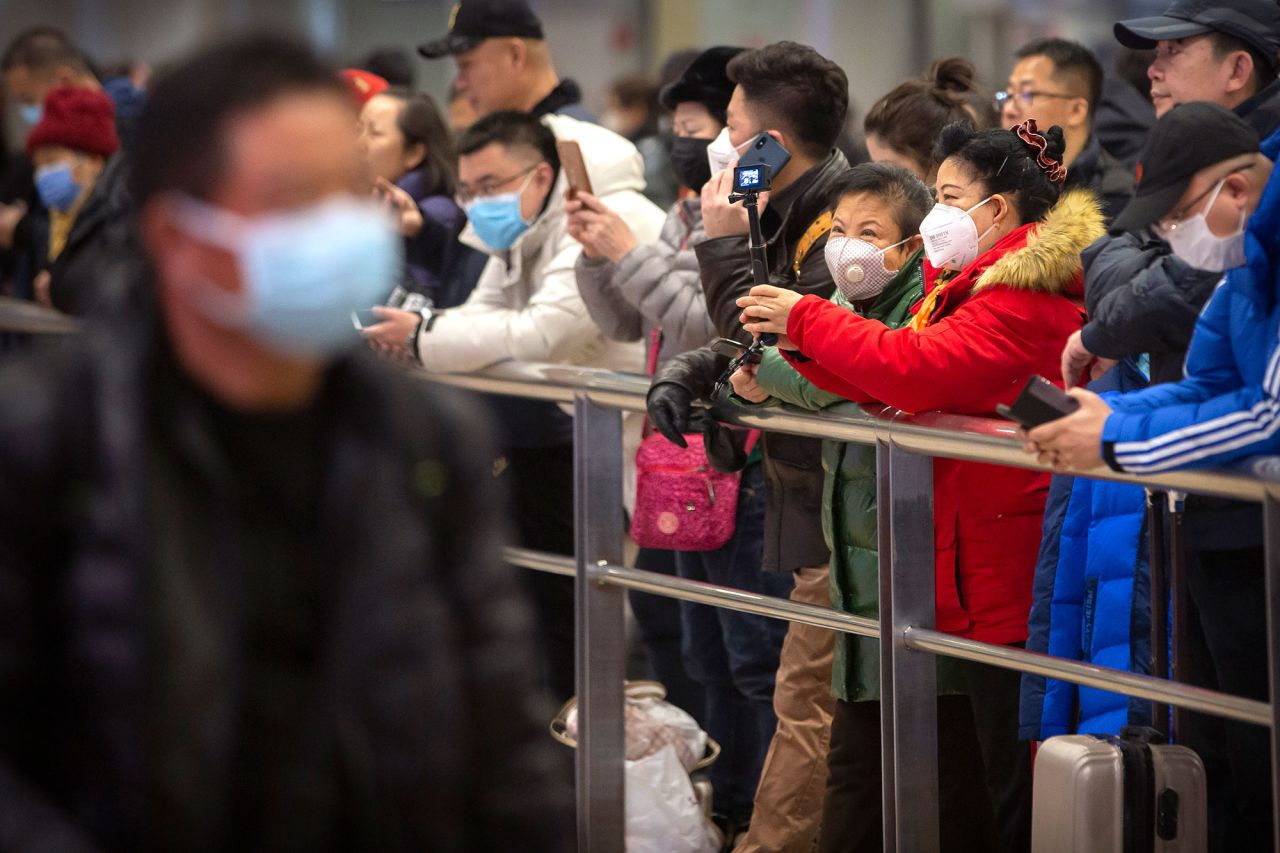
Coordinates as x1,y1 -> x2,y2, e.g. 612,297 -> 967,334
574,198 -> 715,365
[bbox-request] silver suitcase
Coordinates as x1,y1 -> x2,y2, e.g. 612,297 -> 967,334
1031,732 -> 1207,852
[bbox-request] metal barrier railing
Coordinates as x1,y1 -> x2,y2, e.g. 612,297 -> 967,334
430,361 -> 1280,853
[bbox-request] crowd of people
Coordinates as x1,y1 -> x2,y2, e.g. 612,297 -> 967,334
0,0 -> 1279,849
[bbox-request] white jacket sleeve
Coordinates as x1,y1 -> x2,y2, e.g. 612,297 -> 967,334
416,230 -> 602,373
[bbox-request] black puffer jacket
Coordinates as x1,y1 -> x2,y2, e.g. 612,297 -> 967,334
1079,230 -> 1221,385
653,150 -> 848,572
0,293 -> 571,852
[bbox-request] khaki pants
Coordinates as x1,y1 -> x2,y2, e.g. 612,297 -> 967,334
735,565 -> 836,853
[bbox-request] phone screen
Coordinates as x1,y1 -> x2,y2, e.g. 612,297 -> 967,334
351,309 -> 381,330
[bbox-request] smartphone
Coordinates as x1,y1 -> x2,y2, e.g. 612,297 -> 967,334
736,133 -> 792,182
709,337 -> 750,359
556,139 -> 593,199
351,309 -> 381,330
996,375 -> 1081,429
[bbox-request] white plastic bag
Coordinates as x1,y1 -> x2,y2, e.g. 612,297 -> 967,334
565,690 -> 707,770
625,744 -> 720,853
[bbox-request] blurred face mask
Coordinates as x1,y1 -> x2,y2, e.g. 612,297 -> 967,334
1162,178 -> 1247,273
168,194 -> 401,358
20,103 -> 42,126
464,171 -> 535,251
918,196 -> 995,271
35,162 -> 80,212
825,235 -> 911,302
670,136 -> 713,191
705,128 -> 752,176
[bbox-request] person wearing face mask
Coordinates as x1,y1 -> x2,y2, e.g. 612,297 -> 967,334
1025,102 -> 1275,852
21,86 -> 130,315
727,163 -> 932,853
740,120 -> 1105,853
563,45 -> 743,731
645,41 -> 852,846
363,109 -> 664,706
0,36 -> 572,851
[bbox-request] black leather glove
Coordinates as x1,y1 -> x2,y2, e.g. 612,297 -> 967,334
646,381 -> 694,448
696,411 -> 750,473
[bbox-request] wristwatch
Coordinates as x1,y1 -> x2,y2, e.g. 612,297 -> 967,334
408,306 -> 439,360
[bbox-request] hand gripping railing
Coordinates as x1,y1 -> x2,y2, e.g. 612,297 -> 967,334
431,360 -> 1280,852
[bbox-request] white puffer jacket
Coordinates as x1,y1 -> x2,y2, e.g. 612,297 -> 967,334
418,113 -> 666,375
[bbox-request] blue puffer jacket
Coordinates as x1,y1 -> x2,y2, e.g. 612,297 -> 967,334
1020,361 -> 1153,740
1100,131 -> 1280,473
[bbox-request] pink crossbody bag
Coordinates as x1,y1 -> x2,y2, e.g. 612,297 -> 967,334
630,328 -> 759,551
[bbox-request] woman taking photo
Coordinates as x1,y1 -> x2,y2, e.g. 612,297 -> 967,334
738,120 -> 1105,853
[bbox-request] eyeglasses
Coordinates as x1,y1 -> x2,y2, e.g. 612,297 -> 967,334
994,89 -> 1079,110
1158,165 -> 1251,231
455,164 -> 538,205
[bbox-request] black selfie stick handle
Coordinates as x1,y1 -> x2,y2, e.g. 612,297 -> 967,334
743,192 -> 776,346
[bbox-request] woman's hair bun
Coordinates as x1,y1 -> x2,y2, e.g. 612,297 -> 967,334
927,57 -> 978,94
1040,124 -> 1066,165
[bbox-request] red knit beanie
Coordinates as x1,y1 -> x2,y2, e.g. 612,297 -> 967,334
339,69 -> 390,108
26,87 -> 120,159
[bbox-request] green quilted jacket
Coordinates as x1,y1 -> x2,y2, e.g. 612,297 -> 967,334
749,250 -> 965,701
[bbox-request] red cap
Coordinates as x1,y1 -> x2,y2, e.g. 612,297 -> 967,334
26,87 -> 120,159
339,69 -> 390,107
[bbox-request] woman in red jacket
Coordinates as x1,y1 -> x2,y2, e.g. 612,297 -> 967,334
738,120 -> 1105,852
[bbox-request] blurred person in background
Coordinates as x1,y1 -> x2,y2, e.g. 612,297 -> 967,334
0,34 -> 571,852
646,40 -> 851,849
1094,47 -> 1157,169
739,121 -> 1104,853
863,57 -> 996,182
999,38 -> 1133,220
355,46 -> 417,90
358,86 -> 487,311
564,40 -> 744,762
362,109 -> 664,703
603,73 -> 679,209
418,0 -> 594,123
20,86 -> 128,315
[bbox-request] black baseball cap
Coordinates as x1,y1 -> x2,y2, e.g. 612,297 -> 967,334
1111,101 -> 1260,233
1115,0 -> 1280,69
418,0 -> 545,60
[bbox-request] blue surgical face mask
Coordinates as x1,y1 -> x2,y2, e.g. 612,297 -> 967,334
464,171 -> 536,251
169,194 -> 402,358
20,103 -> 42,126
35,162 -> 81,212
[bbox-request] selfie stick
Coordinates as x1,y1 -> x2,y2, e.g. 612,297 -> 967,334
728,183 -> 776,347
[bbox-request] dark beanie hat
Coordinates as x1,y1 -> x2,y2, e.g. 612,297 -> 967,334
27,87 -> 120,158
659,46 -> 746,122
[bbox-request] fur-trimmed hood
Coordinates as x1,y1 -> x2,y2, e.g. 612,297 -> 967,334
974,189 -> 1105,295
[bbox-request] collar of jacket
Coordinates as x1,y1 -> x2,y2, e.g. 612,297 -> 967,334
58,152 -> 128,257
921,189 -> 1104,318
762,150 -> 850,247
1236,78 -> 1280,143
531,79 -> 585,119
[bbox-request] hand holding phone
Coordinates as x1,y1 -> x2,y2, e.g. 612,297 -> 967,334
995,375 -> 1081,429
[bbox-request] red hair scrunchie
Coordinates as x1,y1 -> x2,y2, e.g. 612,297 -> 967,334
1011,118 -> 1066,184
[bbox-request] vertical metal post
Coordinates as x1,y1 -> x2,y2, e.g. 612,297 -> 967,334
879,440 -> 940,853
1263,488 -> 1280,853
1168,491 -> 1189,742
573,393 -> 627,852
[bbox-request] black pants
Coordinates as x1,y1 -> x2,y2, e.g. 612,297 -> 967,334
504,444 -> 577,704
1179,545 -> 1272,853
818,657 -> 1032,853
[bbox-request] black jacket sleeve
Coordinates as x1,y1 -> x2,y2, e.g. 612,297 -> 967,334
1079,231 -> 1221,361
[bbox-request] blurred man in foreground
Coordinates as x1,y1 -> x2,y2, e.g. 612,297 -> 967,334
0,35 -> 570,852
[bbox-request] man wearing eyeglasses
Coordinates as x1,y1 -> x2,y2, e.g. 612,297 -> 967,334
999,38 -> 1133,221
363,109 -> 663,704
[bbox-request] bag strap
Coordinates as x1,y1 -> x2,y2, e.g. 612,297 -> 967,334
792,210 -> 833,278
641,328 -> 664,439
